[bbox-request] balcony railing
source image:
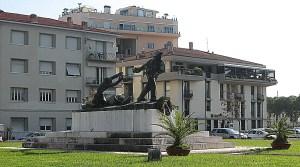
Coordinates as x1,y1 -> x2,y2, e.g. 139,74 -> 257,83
227,92 -> 244,101
86,77 -> 100,86
184,90 -> 193,99
87,52 -> 116,62
172,67 -> 203,76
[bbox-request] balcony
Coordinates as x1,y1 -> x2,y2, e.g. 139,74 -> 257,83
86,77 -> 100,86
222,66 -> 277,86
184,90 -> 193,99
234,93 -> 245,101
87,52 -> 116,62
257,94 -> 265,101
172,66 -> 203,76
226,92 -> 244,101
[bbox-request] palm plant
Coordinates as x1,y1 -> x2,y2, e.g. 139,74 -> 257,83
155,110 -> 197,148
272,117 -> 292,144
271,117 -> 293,149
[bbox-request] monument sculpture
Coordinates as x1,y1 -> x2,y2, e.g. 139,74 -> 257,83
90,72 -> 130,108
133,52 -> 165,102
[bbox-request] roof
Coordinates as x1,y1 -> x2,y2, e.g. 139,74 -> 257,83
120,47 -> 264,67
0,11 -> 117,35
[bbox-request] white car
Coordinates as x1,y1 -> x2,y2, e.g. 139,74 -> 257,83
288,129 -> 300,138
246,129 -> 276,139
211,128 -> 247,139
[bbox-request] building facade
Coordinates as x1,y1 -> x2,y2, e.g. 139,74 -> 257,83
59,5 -> 180,58
116,44 -> 277,131
0,11 -> 118,139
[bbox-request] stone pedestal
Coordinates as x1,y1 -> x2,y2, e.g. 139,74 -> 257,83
72,109 -> 164,132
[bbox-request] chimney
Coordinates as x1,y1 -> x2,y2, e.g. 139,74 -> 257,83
104,5 -> 111,14
81,21 -> 88,29
189,42 -> 193,50
67,17 -> 73,24
164,13 -> 169,19
29,14 -> 38,23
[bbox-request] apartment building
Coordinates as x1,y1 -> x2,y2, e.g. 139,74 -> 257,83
116,43 -> 277,131
59,5 -> 179,58
0,11 -> 118,139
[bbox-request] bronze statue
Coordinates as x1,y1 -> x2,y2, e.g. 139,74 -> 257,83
91,72 -> 128,108
133,52 -> 165,102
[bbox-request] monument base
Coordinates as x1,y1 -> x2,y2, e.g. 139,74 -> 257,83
23,109 -> 234,152
23,131 -> 234,152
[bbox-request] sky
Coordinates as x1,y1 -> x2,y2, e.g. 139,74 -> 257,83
1,0 -> 299,97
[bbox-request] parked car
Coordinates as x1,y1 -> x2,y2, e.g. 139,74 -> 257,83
19,132 -> 46,141
288,129 -> 300,138
246,129 -> 276,139
211,128 -> 247,139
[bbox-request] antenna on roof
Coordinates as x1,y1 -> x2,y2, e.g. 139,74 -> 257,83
206,37 -> 209,52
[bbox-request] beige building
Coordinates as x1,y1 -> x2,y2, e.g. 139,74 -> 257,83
116,44 -> 277,131
0,11 -> 118,139
59,5 -> 179,58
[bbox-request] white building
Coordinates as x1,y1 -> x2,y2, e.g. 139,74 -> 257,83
0,11 -> 118,139
116,44 -> 277,131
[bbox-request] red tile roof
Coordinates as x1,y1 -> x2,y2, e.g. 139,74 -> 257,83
0,11 -> 117,35
120,47 -> 264,67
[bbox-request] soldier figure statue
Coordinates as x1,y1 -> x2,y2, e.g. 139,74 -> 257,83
133,52 -> 165,102
92,72 -> 124,108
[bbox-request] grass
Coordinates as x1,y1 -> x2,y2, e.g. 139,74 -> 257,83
1,140 -> 300,167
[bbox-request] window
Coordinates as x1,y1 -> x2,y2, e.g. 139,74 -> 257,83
95,41 -> 104,53
11,117 -> 28,132
241,102 -> 245,118
251,102 -> 255,117
119,23 -> 135,31
66,36 -> 81,50
103,22 -> 111,29
164,81 -> 171,97
11,59 -> 28,73
39,89 -> 55,102
66,118 -> 72,130
206,81 -> 211,98
251,86 -> 255,99
66,90 -> 81,103
97,67 -> 107,83
240,85 -> 244,94
147,43 -> 155,49
40,118 -> 54,131
120,10 -> 128,16
184,100 -> 190,116
147,25 -> 155,32
257,102 -> 261,118
257,120 -> 262,128
145,11 -> 153,17
214,120 -> 218,128
206,120 -> 211,131
10,87 -> 28,102
220,84 -> 224,99
137,9 -> 144,17
39,61 -> 55,75
164,26 -> 174,33
251,120 -> 256,129
10,30 -> 28,45
39,33 -> 55,48
206,100 -> 211,111
125,66 -> 134,77
66,63 -> 81,76
241,120 -> 245,130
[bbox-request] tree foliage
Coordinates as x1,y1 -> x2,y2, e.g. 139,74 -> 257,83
267,95 -> 300,125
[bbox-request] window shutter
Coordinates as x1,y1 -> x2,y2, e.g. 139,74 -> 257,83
11,59 -> 25,73
40,61 -> 53,74
11,31 -> 25,45
66,64 -> 80,76
40,34 -> 53,47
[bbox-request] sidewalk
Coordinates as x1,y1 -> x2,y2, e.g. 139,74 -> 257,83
0,146 -> 269,155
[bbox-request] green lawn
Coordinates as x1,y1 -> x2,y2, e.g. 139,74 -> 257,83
1,140 -> 300,167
